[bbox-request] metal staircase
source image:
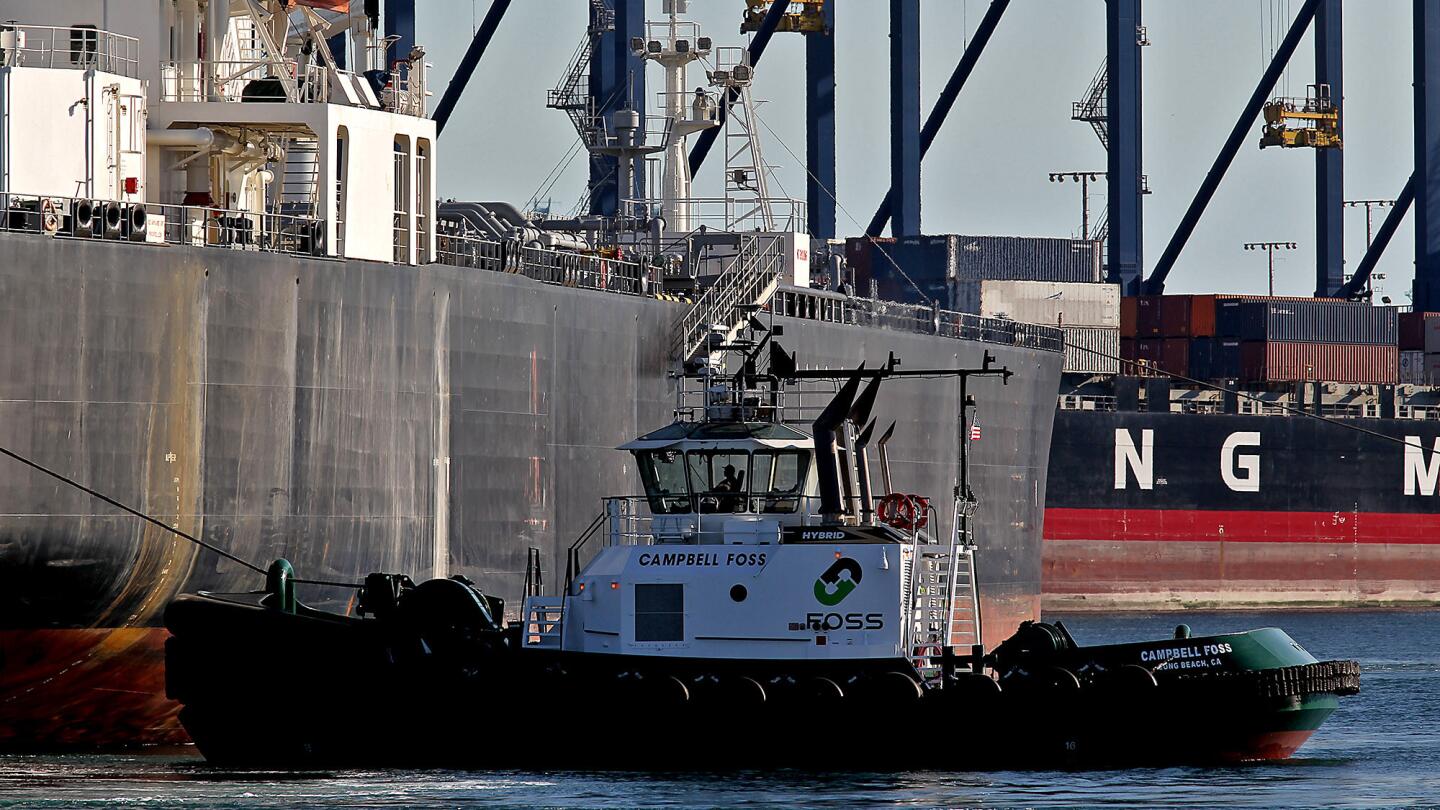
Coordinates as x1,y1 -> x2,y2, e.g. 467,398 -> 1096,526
546,1 -> 612,147
670,235 -> 783,363
278,138 -> 320,219
1072,58 -> 1109,150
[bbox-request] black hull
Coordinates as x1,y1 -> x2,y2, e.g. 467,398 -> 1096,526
164,593 -> 1351,770
1043,407 -> 1440,609
0,233 -> 1061,745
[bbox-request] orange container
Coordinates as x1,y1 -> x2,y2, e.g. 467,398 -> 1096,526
1189,294 -> 1217,337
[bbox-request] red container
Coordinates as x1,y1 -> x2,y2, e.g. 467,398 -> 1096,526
1135,296 -> 1163,337
1399,311 -> 1440,351
1239,341 -> 1399,384
1120,337 -> 1138,362
1159,338 -> 1191,375
1120,297 -> 1139,337
1189,294 -> 1218,337
1158,295 -> 1193,337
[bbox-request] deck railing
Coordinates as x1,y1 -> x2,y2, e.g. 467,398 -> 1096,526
0,24 -> 139,77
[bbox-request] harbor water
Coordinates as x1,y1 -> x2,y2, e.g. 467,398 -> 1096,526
1,609 -> 1434,809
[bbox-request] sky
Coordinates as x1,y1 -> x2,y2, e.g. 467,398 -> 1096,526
415,0 -> 1418,303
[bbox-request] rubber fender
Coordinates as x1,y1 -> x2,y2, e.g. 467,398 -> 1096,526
805,676 -> 845,703
1112,663 -> 1158,690
656,675 -> 691,706
945,671 -> 1002,701
721,675 -> 767,706
873,670 -> 923,703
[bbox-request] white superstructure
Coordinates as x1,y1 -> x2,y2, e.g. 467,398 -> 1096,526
0,0 -> 434,263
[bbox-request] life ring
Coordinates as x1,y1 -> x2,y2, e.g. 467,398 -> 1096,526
877,493 -> 918,530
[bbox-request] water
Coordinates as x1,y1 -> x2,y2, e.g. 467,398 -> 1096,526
2,610 -> 1436,809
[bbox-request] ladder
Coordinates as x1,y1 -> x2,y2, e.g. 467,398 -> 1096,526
670,234 -> 783,363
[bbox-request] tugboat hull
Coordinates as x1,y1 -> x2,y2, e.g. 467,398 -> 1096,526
164,593 -> 1357,769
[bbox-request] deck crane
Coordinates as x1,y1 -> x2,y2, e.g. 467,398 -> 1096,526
1260,83 -> 1343,149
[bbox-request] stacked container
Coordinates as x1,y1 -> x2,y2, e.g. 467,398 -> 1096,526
1399,312 -> 1440,384
1119,294 -> 1399,383
844,235 -> 1103,311
978,280 -> 1120,374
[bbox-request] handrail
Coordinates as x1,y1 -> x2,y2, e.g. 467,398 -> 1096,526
0,24 -> 140,78
563,511 -> 608,593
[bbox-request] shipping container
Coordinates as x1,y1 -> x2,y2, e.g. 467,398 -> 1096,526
1159,338 -> 1190,376
952,235 -> 1103,283
1210,338 -> 1243,379
1120,337 -> 1137,362
1135,296 -> 1163,337
1120,296 -> 1138,337
980,280 -> 1120,326
1216,298 -> 1397,345
1157,295 -> 1193,337
1238,341 -> 1399,384
1399,311 -> 1440,352
1189,294 -> 1218,337
1135,338 -> 1163,367
845,235 -> 1104,310
1061,325 -> 1120,374
1399,350 -> 1434,384
1188,338 -> 1213,379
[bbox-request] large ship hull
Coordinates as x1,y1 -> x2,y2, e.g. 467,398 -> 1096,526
1043,408 -> 1440,610
0,233 -> 1061,746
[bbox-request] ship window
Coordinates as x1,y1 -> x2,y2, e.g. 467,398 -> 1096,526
686,450 -> 749,514
750,450 -> 809,513
634,584 -> 684,642
638,450 -> 691,514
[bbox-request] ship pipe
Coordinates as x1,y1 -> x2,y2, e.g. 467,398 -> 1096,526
853,419 -> 877,524
846,373 -> 882,518
432,0 -> 512,136
686,0 -> 790,177
1335,174 -> 1416,299
866,0 -> 1011,236
1145,0 -> 1322,294
813,366 -> 865,523
876,420 -> 896,495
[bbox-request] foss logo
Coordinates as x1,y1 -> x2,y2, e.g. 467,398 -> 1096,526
814,557 -> 862,606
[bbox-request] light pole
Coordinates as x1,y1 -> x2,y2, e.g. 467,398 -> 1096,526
1048,171 -> 1103,240
1343,199 -> 1397,247
1243,241 -> 1297,296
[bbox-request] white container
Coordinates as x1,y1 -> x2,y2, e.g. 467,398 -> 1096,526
1062,325 -> 1120,374
1401,351 -> 1428,384
980,280 -> 1120,327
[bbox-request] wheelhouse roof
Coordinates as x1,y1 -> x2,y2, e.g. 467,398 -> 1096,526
620,421 -> 813,451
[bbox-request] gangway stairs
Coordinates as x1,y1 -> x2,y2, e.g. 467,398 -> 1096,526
670,234 -> 783,364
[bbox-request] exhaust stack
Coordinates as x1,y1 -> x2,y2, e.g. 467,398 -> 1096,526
813,367 -> 865,524
876,421 -> 897,495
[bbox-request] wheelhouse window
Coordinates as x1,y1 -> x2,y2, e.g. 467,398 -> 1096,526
686,450 -> 750,513
638,450 -> 691,514
750,450 -> 809,513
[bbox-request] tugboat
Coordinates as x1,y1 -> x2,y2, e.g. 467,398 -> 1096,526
164,331 -> 1359,769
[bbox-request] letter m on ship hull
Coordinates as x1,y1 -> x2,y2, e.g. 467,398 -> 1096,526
1405,436 -> 1440,496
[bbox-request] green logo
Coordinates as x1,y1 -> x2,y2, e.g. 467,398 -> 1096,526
814,557 -> 863,606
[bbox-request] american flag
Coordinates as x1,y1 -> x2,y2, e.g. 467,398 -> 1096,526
969,420 -> 981,441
